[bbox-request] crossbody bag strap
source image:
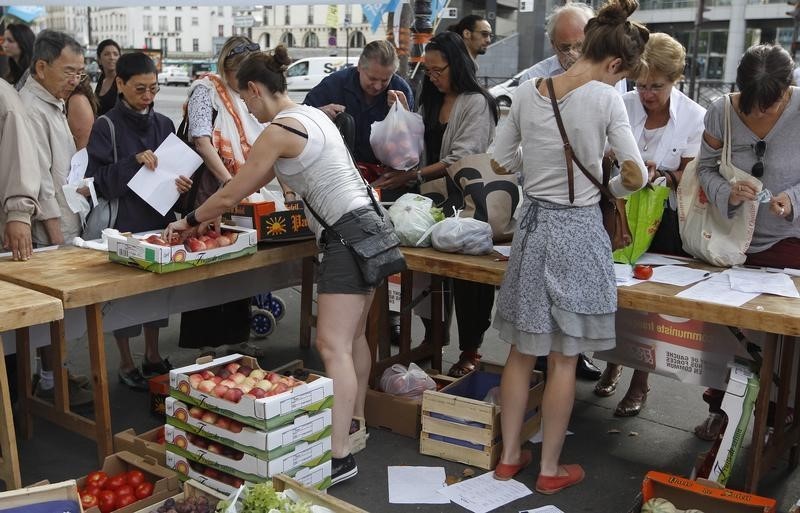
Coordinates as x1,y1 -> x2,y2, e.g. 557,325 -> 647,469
99,115 -> 117,163
544,78 -> 615,202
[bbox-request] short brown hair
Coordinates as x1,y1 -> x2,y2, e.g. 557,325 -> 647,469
638,32 -> 685,82
736,44 -> 794,116
581,0 -> 649,76
358,40 -> 398,70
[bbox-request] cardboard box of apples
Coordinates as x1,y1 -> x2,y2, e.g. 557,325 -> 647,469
166,397 -> 332,459
107,225 -> 257,273
164,425 -> 331,481
169,354 -> 334,431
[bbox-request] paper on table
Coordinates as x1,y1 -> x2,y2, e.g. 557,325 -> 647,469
676,273 -> 760,307
650,265 -> 714,286
521,507 -> 566,513
388,466 -> 450,504
727,268 -> 800,298
635,253 -> 691,266
67,148 -> 88,184
437,471 -> 532,513
784,268 -> 800,277
493,245 -> 511,258
529,427 -> 573,444
127,133 -> 202,216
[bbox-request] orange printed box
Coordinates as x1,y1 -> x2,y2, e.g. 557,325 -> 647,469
641,471 -> 776,513
225,200 -> 313,241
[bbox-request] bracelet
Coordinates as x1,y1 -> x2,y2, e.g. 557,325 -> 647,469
186,211 -> 200,227
416,167 -> 425,185
221,179 -> 232,188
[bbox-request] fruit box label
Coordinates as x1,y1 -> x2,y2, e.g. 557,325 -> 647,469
282,388 -> 325,415
116,241 -> 147,260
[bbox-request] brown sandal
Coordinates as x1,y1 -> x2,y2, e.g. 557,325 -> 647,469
448,352 -> 482,377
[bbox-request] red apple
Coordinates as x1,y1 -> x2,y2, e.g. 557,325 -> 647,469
238,365 -> 253,377
200,411 -> 219,424
238,384 -> 252,394
271,383 -> 289,395
214,417 -> 231,430
223,388 -> 243,403
193,436 -> 209,449
267,372 -> 281,384
198,380 -> 216,393
189,406 -> 205,419
217,369 -> 231,379
256,379 -> 273,391
212,384 -> 229,398
249,369 -> 266,381
231,373 -> 246,385
220,379 -> 237,388
228,421 -> 243,434
216,235 -> 231,247
207,442 -> 223,455
189,374 -> 203,388
201,370 -> 215,380
225,363 -> 240,374
226,232 -> 239,243
250,387 -> 266,399
211,376 -> 223,385
203,467 -> 220,480
205,238 -> 219,249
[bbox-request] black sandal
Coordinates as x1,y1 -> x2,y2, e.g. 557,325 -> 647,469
448,352 -> 482,378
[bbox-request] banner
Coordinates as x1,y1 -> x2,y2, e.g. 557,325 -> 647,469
326,5 -> 339,28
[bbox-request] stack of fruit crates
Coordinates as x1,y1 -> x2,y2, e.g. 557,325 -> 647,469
164,354 -> 334,494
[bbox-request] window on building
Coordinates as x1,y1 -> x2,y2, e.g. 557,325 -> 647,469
218,24 -> 224,37
176,6 -> 182,10
175,38 -> 182,52
709,31 -> 728,54
191,6 -> 198,9
303,32 -> 319,48
159,6 -> 165,10
175,17 -> 181,31
218,7 -> 225,16
192,17 -> 199,26
349,31 -> 366,48
145,37 -> 153,48
307,7 -> 314,25
280,32 -> 295,47
284,7 -> 291,25
160,37 -> 168,51
143,15 -> 151,31
193,38 -> 199,52
159,16 -> 168,31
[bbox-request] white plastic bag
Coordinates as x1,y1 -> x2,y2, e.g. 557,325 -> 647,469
379,362 -> 436,400
388,193 -> 438,247
431,214 -> 493,255
370,101 -> 424,170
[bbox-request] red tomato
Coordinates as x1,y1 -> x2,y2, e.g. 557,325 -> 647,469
633,264 -> 654,280
86,471 -> 109,490
106,474 -> 127,490
84,484 -> 102,497
80,492 -> 99,509
97,490 -> 116,513
134,482 -> 154,499
115,494 -> 137,509
116,485 -> 134,498
126,470 -> 146,487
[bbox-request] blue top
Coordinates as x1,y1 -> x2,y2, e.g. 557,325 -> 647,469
304,66 -> 414,164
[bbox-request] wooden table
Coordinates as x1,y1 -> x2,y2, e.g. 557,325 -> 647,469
0,241 -> 318,464
395,247 -> 800,493
0,282 -> 63,489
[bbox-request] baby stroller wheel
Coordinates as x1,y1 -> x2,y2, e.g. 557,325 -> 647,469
269,296 -> 286,321
250,307 -> 276,338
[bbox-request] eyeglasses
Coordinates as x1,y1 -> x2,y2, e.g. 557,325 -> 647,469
59,68 -> 87,81
424,64 -> 449,80
228,42 -> 261,58
751,140 -> 766,178
134,84 -> 160,95
471,30 -> 493,39
636,82 -> 667,94
555,41 -> 583,56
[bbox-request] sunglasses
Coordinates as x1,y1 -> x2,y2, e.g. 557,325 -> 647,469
751,140 -> 766,178
228,42 -> 260,58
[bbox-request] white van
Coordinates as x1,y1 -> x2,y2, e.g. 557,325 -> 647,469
286,56 -> 359,102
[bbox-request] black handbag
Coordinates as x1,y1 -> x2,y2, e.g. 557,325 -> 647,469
272,122 -> 406,287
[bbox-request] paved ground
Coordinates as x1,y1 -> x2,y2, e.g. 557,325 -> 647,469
6,284 -> 800,512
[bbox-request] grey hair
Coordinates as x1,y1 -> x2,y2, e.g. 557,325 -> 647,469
546,2 -> 595,39
358,40 -> 399,70
31,29 -> 83,70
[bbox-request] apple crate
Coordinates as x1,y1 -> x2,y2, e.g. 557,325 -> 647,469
224,199 -> 313,242
165,425 -> 331,482
273,474 -> 366,513
107,225 -> 257,273
166,397 -> 332,460
169,354 -> 334,431
130,479 -> 227,513
113,426 -> 166,466
76,451 -> 181,513
0,480 -> 81,513
419,369 -> 544,470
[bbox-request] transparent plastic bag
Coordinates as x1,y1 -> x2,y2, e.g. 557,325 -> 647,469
388,193 -> 438,247
369,102 -> 425,170
379,362 -> 436,400
431,214 -> 493,255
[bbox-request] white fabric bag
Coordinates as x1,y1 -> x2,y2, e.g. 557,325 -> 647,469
677,96 -> 762,266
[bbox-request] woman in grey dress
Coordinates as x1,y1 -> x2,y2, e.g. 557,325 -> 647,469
490,0 -> 648,494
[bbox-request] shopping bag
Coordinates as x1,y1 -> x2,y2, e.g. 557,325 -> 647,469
369,101 -> 425,170
613,185 -> 671,264
677,96 -> 761,267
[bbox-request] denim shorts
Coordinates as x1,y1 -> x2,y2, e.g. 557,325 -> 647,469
317,206 -> 385,295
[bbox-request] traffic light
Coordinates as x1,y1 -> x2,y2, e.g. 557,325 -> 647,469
788,0 -> 800,21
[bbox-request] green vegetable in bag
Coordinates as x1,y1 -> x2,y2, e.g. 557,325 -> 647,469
612,185 -> 671,264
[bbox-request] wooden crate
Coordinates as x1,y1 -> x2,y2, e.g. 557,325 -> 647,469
0,480 -> 81,511
113,426 -> 166,466
131,479 -> 228,513
419,369 -> 543,470
272,475 -> 367,513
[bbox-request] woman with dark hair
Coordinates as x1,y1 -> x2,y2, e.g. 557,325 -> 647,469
490,0 -> 648,492
95,39 -> 121,115
373,31 -> 499,377
693,44 -> 799,440
2,23 -> 35,90
165,46 -> 402,488
67,75 -> 99,149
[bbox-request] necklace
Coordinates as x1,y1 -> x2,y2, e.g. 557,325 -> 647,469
641,128 -> 657,152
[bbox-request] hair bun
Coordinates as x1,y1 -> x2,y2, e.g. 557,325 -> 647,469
270,45 -> 291,71
596,0 -> 638,25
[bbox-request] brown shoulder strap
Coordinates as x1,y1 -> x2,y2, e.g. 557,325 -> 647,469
545,77 -> 615,202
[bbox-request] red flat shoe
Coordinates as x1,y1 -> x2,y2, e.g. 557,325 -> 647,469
493,449 -> 532,481
535,464 -> 585,494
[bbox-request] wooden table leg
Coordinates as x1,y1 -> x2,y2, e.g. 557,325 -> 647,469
399,271 -> 413,356
299,256 -> 314,349
0,336 -> 22,490
49,320 -> 69,413
430,276 -> 443,372
85,304 -> 113,463
14,328 -> 32,439
746,332 -> 778,493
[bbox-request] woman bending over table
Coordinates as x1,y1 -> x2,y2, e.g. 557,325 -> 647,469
165,47 -> 400,488
489,0 -> 648,493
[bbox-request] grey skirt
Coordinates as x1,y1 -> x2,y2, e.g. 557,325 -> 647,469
493,196 -> 617,357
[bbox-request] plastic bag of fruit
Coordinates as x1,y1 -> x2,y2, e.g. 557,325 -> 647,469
369,101 -> 424,171
379,363 -> 436,400
388,193 -> 440,247
431,213 -> 493,255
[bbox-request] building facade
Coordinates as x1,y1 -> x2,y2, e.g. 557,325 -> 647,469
44,6 -> 90,46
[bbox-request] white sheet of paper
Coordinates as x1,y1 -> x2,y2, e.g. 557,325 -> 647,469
67,148 -> 88,184
388,466 -> 450,504
727,268 -> 800,298
127,133 -> 202,216
649,265 -> 714,286
635,253 -> 691,266
437,471 -> 532,513
529,427 -> 573,444
493,245 -> 511,258
676,274 -> 760,307
521,507 -> 566,513
783,267 -> 800,277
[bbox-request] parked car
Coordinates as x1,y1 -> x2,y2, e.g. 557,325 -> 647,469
285,56 -> 359,102
489,71 -> 526,108
158,66 -> 191,86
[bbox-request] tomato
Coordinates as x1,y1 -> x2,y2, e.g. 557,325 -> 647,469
80,492 -> 99,509
97,490 -> 116,513
116,485 -> 134,498
126,470 -> 146,487
86,471 -> 109,490
115,494 -> 137,509
106,474 -> 127,490
134,482 -> 154,499
84,484 -> 102,497
633,264 -> 654,280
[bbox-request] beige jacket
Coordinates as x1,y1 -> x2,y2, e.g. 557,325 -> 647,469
0,80 -> 41,239
19,78 -> 81,245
